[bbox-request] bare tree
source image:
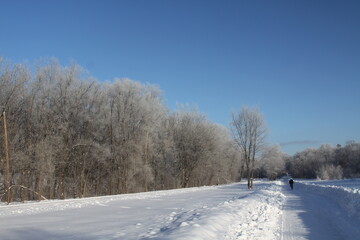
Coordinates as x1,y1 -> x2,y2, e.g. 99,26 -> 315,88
231,106 -> 267,189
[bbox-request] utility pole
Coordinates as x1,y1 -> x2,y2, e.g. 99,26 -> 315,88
2,111 -> 11,204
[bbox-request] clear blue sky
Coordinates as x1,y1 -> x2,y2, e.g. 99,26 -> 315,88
1,0 -> 359,155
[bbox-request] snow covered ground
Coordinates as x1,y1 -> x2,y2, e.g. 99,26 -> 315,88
0,179 -> 359,240
281,179 -> 360,240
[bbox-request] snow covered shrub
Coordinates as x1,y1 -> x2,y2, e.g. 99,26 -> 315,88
317,164 -> 343,180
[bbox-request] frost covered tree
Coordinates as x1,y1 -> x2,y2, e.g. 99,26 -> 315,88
231,106 -> 267,189
287,142 -> 360,179
259,145 -> 286,180
170,108 -> 211,188
316,164 -> 343,180
0,58 -> 242,202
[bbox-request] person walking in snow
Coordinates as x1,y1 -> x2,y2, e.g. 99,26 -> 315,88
289,178 -> 294,190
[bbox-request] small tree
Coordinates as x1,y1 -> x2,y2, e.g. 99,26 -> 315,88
231,106 -> 267,189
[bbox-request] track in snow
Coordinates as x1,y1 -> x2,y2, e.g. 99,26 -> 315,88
281,181 -> 360,240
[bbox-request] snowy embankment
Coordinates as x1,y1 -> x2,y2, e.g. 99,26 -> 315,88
0,181 -> 286,240
296,179 -> 360,218
165,182 -> 285,240
0,186 -> 213,217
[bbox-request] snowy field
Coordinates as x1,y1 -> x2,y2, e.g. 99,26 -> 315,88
0,179 -> 359,240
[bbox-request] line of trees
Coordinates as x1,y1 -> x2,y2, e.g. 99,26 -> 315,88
254,142 -> 360,180
0,58 -> 242,202
2,57 -> 358,202
286,142 -> 360,180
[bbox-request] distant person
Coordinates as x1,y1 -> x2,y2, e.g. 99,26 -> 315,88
289,178 -> 294,190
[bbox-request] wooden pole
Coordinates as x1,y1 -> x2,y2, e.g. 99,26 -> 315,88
3,111 -> 11,204
0,114 -> 2,170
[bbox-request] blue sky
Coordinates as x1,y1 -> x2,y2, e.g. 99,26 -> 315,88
1,0 -> 359,155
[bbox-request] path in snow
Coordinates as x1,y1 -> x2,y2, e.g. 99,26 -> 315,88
224,182 -> 284,240
281,180 -> 360,240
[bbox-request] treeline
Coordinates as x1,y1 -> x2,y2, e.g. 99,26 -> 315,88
255,142 -> 360,180
2,58 -> 358,202
0,58 -> 241,202
287,142 -> 360,180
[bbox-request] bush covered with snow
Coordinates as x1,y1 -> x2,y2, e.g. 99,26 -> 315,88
316,164 -> 343,180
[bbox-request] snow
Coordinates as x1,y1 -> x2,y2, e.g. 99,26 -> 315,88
281,178 -> 360,240
0,179 -> 359,240
295,179 -> 360,219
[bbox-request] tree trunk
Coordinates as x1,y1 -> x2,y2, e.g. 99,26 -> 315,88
60,171 -> 65,199
238,161 -> 245,181
3,111 -> 12,204
247,168 -> 252,189
37,172 -> 42,201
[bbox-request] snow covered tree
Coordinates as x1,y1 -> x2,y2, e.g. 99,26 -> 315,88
287,142 -> 360,179
170,107 -> 211,188
0,58 -> 246,201
316,164 -> 343,180
231,106 -> 267,189
259,145 -> 286,180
